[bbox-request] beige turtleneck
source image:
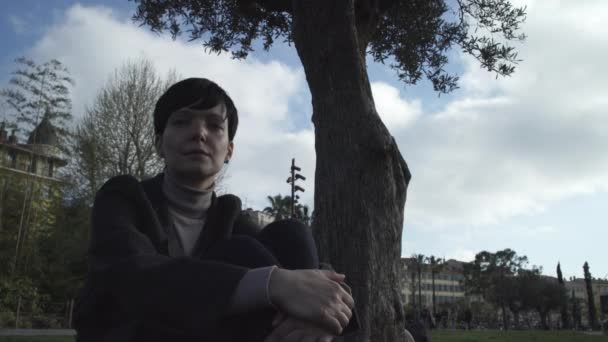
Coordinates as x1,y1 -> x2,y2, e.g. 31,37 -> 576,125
162,172 -> 213,256
161,171 -> 276,314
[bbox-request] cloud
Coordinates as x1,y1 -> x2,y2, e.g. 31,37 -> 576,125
26,4 -> 311,210
372,82 -> 422,129
23,2 -> 608,231
390,0 -> 608,226
7,15 -> 26,34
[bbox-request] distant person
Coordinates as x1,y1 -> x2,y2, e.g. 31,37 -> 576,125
74,78 -> 358,341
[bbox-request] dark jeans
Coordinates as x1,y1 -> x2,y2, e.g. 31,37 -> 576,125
204,219 -> 319,341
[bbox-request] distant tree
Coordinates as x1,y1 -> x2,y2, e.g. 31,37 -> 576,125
556,262 -> 570,329
463,249 -> 528,330
263,194 -> 310,224
0,57 -> 74,151
583,262 -> 598,329
413,254 -> 426,319
293,204 -> 311,226
71,58 -> 175,201
531,276 -> 564,330
264,194 -> 292,221
131,1 -> 528,339
409,266 -> 418,317
427,255 -> 444,319
571,288 -> 582,329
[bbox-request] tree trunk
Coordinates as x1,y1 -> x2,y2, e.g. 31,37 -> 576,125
417,266 -> 422,320
501,305 -> 508,330
432,270 -> 436,318
539,311 -> 548,330
292,1 -> 411,341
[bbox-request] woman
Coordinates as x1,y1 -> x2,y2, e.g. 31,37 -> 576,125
74,78 -> 357,342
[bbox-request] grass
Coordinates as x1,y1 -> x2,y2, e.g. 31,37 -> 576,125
0,338 -> 74,342
431,330 -> 608,342
0,331 -> 607,342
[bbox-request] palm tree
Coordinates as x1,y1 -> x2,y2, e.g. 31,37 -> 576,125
413,254 -> 426,319
427,255 -> 445,319
264,195 -> 311,225
263,195 -> 291,221
294,204 -> 311,226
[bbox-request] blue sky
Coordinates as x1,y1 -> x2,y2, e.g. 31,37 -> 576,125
1,1 -> 607,280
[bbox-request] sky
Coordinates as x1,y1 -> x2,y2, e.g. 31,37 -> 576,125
1,1 -> 607,280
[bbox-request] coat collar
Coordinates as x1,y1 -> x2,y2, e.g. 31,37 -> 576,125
140,173 -> 241,257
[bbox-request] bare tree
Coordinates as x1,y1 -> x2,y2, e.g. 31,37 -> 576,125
71,58 -> 177,200
0,57 -> 74,149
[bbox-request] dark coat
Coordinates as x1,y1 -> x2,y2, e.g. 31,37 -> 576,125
73,173 -> 265,342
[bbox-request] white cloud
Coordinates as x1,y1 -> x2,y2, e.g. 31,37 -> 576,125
371,82 -> 422,129
7,15 -> 26,34
23,2 -> 608,231
26,4 -> 311,210
391,0 -> 608,226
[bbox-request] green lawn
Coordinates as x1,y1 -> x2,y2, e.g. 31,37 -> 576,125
0,337 -> 73,342
0,331 -> 607,341
431,330 -> 608,342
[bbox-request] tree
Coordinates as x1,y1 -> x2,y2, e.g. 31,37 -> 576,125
131,1 -> 527,340
0,57 -> 74,151
525,274 -> 563,330
556,262 -> 570,329
412,254 -> 425,320
583,262 -> 598,329
264,194 -> 292,221
264,194 -> 310,224
427,255 -> 445,319
463,249 -> 528,330
571,288 -> 582,330
71,58 -> 175,201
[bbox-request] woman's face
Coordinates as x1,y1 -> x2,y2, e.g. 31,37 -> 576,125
157,103 -> 233,188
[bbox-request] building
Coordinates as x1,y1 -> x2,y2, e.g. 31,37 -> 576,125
242,208 -> 275,228
0,115 -> 66,234
565,277 -> 608,323
399,258 -> 467,309
0,114 -> 66,182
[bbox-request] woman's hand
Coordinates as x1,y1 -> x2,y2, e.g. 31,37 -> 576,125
264,313 -> 334,342
268,268 -> 354,335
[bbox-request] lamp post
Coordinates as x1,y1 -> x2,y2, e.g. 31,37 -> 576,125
286,158 -> 306,218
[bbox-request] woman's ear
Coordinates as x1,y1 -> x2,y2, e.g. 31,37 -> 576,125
225,141 -> 234,164
155,134 -> 165,158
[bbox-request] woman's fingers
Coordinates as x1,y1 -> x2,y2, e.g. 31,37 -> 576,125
268,268 -> 355,332
265,318 -> 297,342
322,309 -> 344,335
320,270 -> 346,283
283,329 -> 308,342
340,284 -> 355,309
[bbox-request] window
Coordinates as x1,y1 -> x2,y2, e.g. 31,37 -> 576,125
9,151 -> 16,168
30,158 -> 37,173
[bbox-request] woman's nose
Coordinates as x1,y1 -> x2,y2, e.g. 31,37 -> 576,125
192,120 -> 208,140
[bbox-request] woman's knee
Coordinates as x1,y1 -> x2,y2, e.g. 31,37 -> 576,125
205,235 -> 279,268
258,219 -> 319,269
261,219 -> 313,242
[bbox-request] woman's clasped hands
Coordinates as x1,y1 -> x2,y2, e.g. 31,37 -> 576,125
265,269 -> 355,342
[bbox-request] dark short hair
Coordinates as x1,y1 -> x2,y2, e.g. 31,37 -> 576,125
153,78 -> 238,141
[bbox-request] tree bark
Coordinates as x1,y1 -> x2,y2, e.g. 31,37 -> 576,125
292,1 -> 411,341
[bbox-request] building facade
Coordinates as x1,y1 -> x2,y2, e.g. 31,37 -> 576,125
565,277 -> 608,323
399,258 -> 467,308
0,117 -> 66,182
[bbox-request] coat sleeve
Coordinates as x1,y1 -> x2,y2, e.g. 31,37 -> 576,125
85,176 -> 248,338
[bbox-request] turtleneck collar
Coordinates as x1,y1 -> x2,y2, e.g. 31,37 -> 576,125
162,171 -> 215,219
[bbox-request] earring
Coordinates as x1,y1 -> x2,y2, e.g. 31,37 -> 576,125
224,159 -> 230,164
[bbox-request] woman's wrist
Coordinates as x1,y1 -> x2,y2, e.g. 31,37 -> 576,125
268,267 -> 288,308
